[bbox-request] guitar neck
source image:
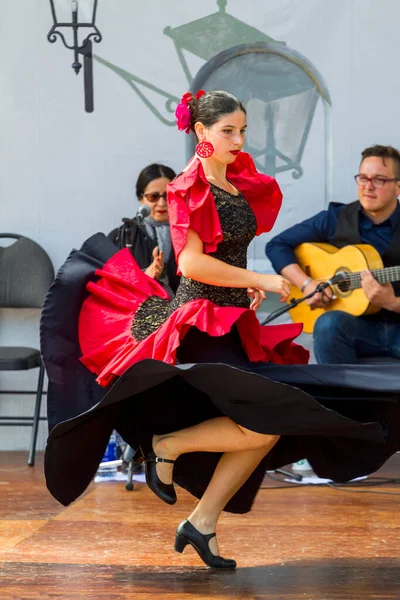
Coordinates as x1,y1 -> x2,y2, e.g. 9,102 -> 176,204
346,266 -> 400,290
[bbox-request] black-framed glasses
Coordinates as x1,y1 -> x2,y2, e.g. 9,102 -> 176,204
143,192 -> 167,202
354,174 -> 399,188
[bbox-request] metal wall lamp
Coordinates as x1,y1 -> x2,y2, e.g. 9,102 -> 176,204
47,0 -> 102,112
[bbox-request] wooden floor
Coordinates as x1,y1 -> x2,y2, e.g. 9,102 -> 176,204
0,452 -> 399,599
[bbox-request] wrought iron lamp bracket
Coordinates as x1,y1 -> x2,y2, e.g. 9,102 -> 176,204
47,24 -> 102,54
47,1 -> 102,112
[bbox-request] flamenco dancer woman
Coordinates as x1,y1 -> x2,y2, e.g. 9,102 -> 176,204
42,90 -> 400,570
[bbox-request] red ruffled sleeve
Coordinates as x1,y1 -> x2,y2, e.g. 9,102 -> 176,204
227,152 -> 282,235
166,153 -> 282,272
167,159 -> 223,273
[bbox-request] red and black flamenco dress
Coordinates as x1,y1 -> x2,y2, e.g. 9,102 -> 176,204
43,153 -> 400,510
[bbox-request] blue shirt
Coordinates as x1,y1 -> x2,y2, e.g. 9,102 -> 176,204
265,201 -> 400,274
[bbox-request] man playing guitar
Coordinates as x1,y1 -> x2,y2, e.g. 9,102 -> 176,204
265,145 -> 400,363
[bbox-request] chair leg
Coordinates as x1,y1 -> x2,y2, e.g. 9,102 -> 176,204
125,460 -> 134,492
28,362 -> 45,467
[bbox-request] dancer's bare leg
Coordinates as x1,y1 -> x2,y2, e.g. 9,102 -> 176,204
188,440 -> 279,555
153,416 -> 277,483
153,417 -> 280,556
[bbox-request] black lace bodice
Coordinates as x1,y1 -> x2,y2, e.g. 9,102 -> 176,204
169,184 -> 256,311
132,184 -> 257,341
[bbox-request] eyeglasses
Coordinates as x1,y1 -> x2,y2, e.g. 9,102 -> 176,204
143,192 -> 167,203
354,174 -> 399,188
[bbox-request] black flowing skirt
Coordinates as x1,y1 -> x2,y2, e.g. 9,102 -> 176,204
42,234 -> 400,512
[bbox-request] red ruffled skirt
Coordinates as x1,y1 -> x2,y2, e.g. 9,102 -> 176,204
79,249 -> 309,386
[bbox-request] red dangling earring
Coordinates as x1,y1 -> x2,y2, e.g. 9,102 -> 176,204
196,141 -> 214,158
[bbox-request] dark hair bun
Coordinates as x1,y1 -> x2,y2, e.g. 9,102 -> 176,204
187,90 -> 246,134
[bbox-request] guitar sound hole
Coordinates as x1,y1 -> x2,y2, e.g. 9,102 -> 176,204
337,280 -> 351,293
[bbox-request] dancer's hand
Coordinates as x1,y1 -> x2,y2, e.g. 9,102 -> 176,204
256,274 -> 291,302
247,288 -> 266,311
145,247 -> 164,280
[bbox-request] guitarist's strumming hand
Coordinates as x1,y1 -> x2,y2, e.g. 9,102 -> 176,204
303,279 -> 334,309
361,270 -> 397,310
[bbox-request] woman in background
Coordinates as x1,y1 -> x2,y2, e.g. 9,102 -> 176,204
108,163 -> 180,295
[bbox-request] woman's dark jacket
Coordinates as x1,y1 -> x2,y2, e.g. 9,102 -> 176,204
108,218 -> 180,292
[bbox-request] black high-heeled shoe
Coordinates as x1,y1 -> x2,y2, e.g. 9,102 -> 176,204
174,519 -> 236,569
139,436 -> 177,505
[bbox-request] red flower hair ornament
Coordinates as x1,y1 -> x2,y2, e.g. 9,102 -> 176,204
175,90 -> 206,134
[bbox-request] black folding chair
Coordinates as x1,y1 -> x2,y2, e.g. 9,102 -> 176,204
0,234 -> 54,465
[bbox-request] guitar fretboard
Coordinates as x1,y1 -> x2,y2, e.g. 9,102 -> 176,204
341,266 -> 400,290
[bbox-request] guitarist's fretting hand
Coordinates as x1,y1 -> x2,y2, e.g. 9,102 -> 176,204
361,270 -> 396,310
303,279 -> 334,309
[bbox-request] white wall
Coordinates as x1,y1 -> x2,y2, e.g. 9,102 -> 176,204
1,0 -> 399,449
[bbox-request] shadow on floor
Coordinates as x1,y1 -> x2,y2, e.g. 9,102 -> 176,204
2,558 -> 399,599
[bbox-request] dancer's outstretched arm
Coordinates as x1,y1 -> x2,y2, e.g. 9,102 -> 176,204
179,228 -> 290,298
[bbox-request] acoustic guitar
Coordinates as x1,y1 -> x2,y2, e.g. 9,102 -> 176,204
287,243 -> 400,333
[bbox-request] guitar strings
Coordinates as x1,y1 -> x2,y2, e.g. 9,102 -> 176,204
346,266 -> 400,289
316,267 -> 400,290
